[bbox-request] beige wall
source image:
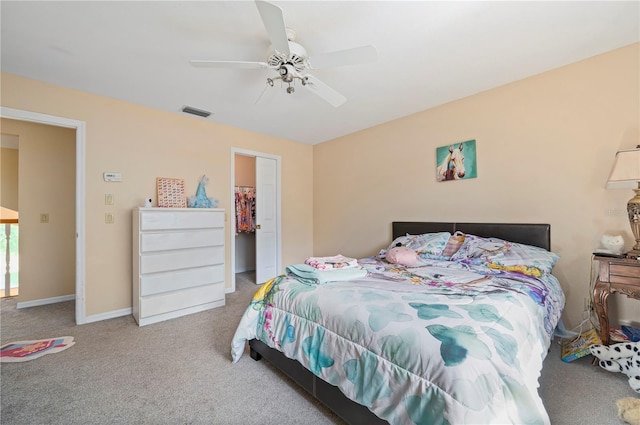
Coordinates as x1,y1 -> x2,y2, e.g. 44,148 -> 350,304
1,73 -> 314,317
235,154 -> 256,187
1,119 -> 76,300
1,146 -> 19,212
314,43 -> 640,330
2,44 -> 637,328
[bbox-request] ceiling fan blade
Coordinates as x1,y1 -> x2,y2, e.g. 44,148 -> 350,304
255,1 -> 290,56
190,60 -> 270,70
303,74 -> 346,108
308,45 -> 378,69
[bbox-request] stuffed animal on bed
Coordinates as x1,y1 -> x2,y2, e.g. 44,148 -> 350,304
385,246 -> 419,266
589,341 -> 640,393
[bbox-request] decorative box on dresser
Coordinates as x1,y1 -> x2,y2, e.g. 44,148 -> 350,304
132,207 -> 225,326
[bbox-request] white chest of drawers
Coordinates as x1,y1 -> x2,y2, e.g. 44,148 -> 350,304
132,207 -> 225,326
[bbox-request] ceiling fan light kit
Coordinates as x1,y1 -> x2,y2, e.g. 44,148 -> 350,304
189,0 -> 377,108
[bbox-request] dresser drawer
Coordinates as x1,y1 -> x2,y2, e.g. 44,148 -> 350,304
140,283 -> 225,318
141,228 -> 223,252
140,246 -> 223,274
140,210 -> 223,231
140,265 -> 224,296
610,264 -> 640,279
610,262 -> 640,286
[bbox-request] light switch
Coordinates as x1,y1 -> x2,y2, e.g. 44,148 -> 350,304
105,212 -> 115,224
105,194 -> 114,205
40,213 -> 49,224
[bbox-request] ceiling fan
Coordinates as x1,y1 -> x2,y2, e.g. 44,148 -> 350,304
189,0 -> 377,107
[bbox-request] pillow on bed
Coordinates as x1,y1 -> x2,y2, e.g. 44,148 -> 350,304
406,232 -> 451,258
440,231 -> 466,259
450,234 -> 508,261
386,232 -> 451,259
385,246 -> 419,266
386,234 -> 414,251
450,234 -> 559,276
484,241 -> 560,277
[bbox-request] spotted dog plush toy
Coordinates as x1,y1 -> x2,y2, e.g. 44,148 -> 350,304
589,341 -> 640,393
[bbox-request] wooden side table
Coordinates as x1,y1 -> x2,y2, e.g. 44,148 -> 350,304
592,255 -> 640,345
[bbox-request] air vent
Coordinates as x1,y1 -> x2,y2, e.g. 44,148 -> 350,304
182,106 -> 211,118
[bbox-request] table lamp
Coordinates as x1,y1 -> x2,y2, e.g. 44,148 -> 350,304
607,145 -> 640,258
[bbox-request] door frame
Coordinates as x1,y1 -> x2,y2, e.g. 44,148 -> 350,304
0,106 -> 87,324
229,148 -> 281,292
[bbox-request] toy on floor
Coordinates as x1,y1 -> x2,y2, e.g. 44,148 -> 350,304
187,175 -> 219,208
589,341 -> 640,393
617,397 -> 640,425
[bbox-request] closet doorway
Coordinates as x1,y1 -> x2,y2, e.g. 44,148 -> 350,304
229,149 -> 281,292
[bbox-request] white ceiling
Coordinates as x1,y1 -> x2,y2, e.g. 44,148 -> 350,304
1,1 -> 638,145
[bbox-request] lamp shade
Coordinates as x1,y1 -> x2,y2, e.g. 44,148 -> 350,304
606,146 -> 640,189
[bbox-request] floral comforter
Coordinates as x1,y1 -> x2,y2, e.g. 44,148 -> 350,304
231,256 -> 565,425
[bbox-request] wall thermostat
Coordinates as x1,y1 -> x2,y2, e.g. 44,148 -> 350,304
103,172 -> 123,182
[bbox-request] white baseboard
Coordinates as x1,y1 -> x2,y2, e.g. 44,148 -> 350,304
84,307 -> 132,324
16,294 -> 75,309
15,296 -> 139,325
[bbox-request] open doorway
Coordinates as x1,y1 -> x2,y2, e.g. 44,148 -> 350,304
1,134 -> 20,297
234,155 -> 256,284
0,107 -> 86,324
0,222 -> 19,298
229,148 -> 281,292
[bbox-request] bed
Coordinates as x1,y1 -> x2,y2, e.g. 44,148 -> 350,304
231,222 -> 565,425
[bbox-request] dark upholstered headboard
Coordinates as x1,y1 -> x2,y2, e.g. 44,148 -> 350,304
392,222 -> 551,251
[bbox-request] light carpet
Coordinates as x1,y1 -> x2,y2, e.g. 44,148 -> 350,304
1,272 -> 637,424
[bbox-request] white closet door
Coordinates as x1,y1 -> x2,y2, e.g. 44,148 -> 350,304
255,156 -> 278,283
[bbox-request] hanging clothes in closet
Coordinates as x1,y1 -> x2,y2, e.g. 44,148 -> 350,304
235,186 -> 256,233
